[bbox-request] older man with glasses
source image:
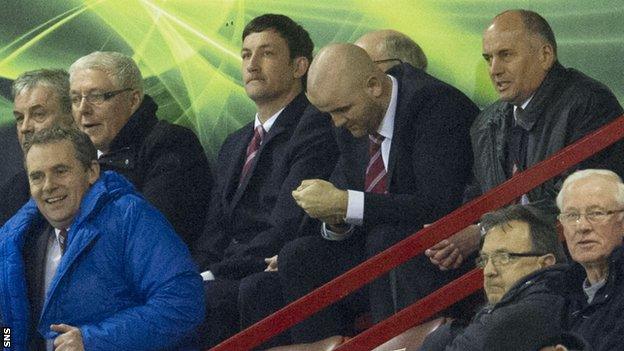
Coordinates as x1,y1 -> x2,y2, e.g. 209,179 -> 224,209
69,51 -> 212,248
553,169 -> 624,350
419,204 -> 568,351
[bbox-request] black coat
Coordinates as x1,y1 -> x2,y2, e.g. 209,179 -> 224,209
420,266 -> 569,351
467,62 -> 624,211
98,95 -> 212,248
192,93 -> 338,279
0,123 -> 28,226
560,246 -> 624,351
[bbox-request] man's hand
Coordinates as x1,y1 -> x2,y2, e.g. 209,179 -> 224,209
51,324 -> 84,351
265,255 -> 278,272
425,224 -> 480,271
292,179 -> 348,225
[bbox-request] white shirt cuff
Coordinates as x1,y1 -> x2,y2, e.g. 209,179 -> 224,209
200,270 -> 215,281
321,222 -> 355,241
345,190 -> 364,225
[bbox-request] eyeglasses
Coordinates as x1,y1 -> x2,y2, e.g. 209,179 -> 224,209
476,251 -> 545,268
71,88 -> 133,106
557,209 -> 624,225
373,58 -> 403,65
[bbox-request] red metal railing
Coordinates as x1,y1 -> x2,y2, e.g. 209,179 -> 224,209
212,114 -> 624,351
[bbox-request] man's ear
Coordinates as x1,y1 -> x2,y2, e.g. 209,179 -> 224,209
366,75 -> 383,98
87,160 -> 100,185
538,43 -> 555,70
129,89 -> 142,112
292,57 -> 309,79
538,253 -> 556,267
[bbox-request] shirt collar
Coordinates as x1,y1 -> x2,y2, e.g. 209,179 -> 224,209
254,107 -> 285,132
376,75 -> 398,139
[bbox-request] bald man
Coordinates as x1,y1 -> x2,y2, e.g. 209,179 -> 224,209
356,29 -> 427,72
272,43 -> 479,343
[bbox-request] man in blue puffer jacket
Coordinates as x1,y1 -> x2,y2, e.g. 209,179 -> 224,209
0,126 -> 204,350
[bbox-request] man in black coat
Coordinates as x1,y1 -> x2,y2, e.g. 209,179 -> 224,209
268,43 -> 478,343
189,14 -> 338,347
69,51 -> 212,248
427,9 -> 624,273
420,205 -> 568,351
554,169 -> 624,351
1,69 -> 74,226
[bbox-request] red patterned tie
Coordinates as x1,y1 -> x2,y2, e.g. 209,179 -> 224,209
365,133 -> 387,193
59,228 -> 68,255
239,125 -> 265,184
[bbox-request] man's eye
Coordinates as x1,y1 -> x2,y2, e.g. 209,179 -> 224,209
588,211 -> 606,217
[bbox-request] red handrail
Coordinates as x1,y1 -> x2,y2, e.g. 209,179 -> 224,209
212,114 -> 624,351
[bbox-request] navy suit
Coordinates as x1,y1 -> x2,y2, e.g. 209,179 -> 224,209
191,93 -> 338,347
275,64 -> 480,342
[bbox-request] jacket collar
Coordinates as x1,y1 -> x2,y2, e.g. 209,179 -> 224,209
107,95 -> 159,152
493,264 -> 568,309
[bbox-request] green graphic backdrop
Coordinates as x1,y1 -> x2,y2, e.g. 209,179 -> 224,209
1,0 -> 622,159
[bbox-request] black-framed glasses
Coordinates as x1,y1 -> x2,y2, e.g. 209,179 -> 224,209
558,209 -> 624,225
476,251 -> 545,268
71,88 -> 133,106
373,58 -> 403,65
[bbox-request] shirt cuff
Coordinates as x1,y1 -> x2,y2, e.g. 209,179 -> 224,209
322,222 -> 355,241
345,190 -> 364,225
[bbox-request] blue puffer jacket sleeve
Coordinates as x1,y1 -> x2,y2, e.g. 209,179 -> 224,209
77,194 -> 205,349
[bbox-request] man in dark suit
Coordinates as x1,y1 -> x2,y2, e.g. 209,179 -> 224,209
268,43 -> 478,343
0,69 -> 74,226
189,14 -> 338,347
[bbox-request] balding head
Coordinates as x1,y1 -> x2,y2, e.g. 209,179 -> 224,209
482,10 -> 556,105
307,43 -> 392,137
356,29 -> 427,72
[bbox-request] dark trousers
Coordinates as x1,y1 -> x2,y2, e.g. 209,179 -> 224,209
277,224 -> 467,343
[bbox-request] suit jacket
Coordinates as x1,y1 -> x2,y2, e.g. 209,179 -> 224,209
193,93 -> 338,279
333,63 -> 478,233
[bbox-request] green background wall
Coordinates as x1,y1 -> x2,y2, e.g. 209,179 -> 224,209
1,0 -> 622,159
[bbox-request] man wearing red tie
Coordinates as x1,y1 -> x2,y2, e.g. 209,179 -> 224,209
189,14 -> 338,348
277,43 -> 479,343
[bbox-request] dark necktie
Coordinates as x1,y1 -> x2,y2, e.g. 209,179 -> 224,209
58,228 -> 68,255
365,133 -> 387,193
239,125 -> 265,185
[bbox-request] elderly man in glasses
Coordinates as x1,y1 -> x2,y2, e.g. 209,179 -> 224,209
553,169 -> 624,350
69,51 -> 212,248
419,204 -> 567,351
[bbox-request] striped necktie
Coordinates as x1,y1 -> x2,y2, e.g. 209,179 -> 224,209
365,133 -> 387,193
58,228 -> 68,255
239,125 -> 265,185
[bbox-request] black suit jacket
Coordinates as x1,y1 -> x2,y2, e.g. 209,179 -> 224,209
193,93 -> 338,279
334,63 -> 478,235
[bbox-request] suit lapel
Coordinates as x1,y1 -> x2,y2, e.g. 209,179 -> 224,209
229,93 -> 308,210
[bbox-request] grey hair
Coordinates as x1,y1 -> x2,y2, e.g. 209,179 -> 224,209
69,51 -> 144,98
556,169 -> 624,209
12,69 -> 72,115
378,33 -> 427,71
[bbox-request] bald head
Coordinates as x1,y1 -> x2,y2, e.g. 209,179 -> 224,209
356,29 -> 427,72
307,43 -> 392,137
